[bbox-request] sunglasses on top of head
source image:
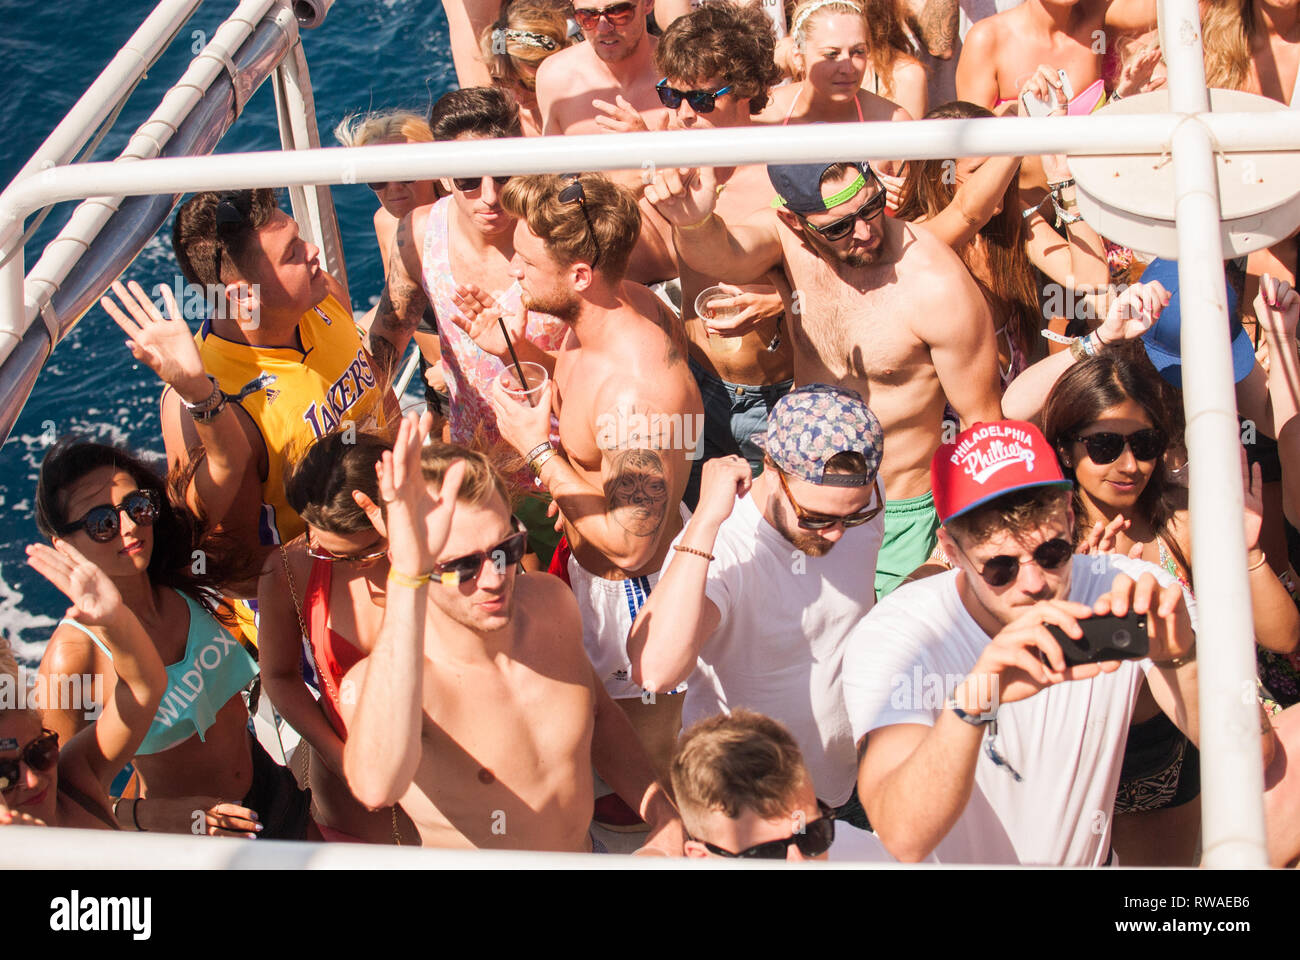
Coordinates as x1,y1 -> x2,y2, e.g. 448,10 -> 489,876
0,729 -> 59,793
693,800 -> 836,859
572,1 -> 639,30
655,78 -> 734,114
801,184 -> 888,242
452,174 -> 512,194
957,536 -> 1075,588
54,489 -> 160,544
1069,428 -> 1167,465
433,519 -> 529,585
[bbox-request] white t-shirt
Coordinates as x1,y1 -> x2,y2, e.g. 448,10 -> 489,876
828,821 -> 934,862
674,489 -> 883,807
842,553 -> 1194,866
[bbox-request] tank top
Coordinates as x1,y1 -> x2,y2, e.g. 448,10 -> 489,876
64,592 -> 258,756
195,294 -> 395,545
420,197 -> 567,490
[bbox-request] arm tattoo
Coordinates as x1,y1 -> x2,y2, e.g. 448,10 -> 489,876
911,0 -> 959,58
604,448 -> 670,538
368,218 -> 429,382
653,299 -> 688,367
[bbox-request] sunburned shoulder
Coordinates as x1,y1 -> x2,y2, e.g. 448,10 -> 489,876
536,42 -> 598,86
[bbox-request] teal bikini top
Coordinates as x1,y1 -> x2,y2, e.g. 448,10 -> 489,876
61,591 -> 258,756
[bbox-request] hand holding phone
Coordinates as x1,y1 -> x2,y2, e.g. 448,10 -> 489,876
1043,611 -> 1149,666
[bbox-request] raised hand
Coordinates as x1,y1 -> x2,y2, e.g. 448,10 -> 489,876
1093,570 -> 1194,664
953,598 -> 1122,712
1256,273 -> 1300,344
643,166 -> 718,229
1097,280 -> 1169,345
376,412 -> 465,576
1243,448 -> 1265,552
101,280 -> 213,404
1078,514 -> 1127,555
1114,41 -> 1165,99
593,95 -> 653,133
449,283 -> 527,360
26,540 -> 127,628
694,455 -> 753,526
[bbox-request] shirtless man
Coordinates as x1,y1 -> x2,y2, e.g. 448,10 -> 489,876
455,172 -> 703,828
645,2 -> 796,502
535,0 -> 671,145
646,159 -> 1003,595
342,417 -> 682,853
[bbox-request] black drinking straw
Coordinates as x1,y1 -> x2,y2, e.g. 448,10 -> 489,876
497,315 -> 535,407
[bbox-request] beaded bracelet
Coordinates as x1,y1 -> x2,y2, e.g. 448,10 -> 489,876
673,544 -> 715,561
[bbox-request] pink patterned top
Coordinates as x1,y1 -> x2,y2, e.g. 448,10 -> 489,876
420,197 -> 567,491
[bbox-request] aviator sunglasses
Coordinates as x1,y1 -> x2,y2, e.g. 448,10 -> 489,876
694,800 -> 836,859
306,534 -> 389,565
54,489 -> 160,543
0,729 -> 59,792
655,78 -> 734,114
432,520 -> 529,585
452,174 -> 512,193
800,177 -> 888,241
1069,428 -> 1167,465
959,536 -> 1074,588
776,470 -> 882,531
572,1 -> 639,30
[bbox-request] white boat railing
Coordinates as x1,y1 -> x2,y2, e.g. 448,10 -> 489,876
0,0 -> 1289,867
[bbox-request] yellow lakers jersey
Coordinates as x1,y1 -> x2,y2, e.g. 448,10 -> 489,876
195,294 -> 397,545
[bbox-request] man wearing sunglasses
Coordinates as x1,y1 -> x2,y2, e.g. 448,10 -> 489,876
843,420 -> 1199,864
673,709 -> 902,862
535,0 -> 671,147
341,420 -> 683,854
646,158 -> 1002,598
644,3 -> 797,509
629,385 -> 884,829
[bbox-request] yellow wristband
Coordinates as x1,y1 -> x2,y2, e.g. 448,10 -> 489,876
675,212 -> 715,233
387,568 -> 433,589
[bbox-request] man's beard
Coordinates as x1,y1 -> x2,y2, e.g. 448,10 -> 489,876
803,227 -> 879,269
771,505 -> 836,558
522,286 -> 581,321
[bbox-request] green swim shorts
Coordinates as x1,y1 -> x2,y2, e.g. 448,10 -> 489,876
874,490 -> 940,598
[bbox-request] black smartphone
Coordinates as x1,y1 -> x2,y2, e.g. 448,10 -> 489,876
1042,611 -> 1149,666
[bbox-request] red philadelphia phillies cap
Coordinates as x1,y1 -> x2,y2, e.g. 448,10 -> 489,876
931,420 -> 1073,524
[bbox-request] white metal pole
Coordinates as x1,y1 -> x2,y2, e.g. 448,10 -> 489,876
11,0 -> 203,183
1160,0 -> 1269,866
0,114 -> 1202,221
0,0 -> 286,367
272,35 -> 351,301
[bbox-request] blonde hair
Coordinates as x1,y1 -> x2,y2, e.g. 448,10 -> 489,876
501,173 -> 641,283
671,709 -> 810,829
420,441 -> 511,512
0,635 -> 34,720
334,109 -> 433,148
789,0 -> 863,44
1202,0 -> 1253,91
479,0 -> 571,85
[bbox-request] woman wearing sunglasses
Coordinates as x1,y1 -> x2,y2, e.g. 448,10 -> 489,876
334,110 -> 448,421
1042,344 -> 1299,865
259,431 -> 418,844
26,437 -> 314,836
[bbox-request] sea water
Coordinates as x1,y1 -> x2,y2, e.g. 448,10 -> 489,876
0,0 -> 454,664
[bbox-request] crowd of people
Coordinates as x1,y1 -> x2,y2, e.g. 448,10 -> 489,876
6,0 -> 1300,865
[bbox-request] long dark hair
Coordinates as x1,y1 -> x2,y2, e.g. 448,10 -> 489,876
896,101 -> 1039,368
35,438 -> 258,624
1041,344 -> 1189,577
